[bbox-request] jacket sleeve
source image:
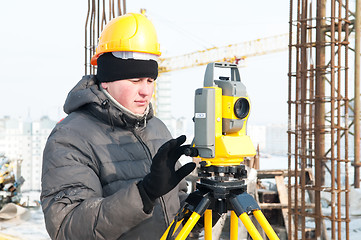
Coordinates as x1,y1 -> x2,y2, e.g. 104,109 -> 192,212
41,128 -> 151,240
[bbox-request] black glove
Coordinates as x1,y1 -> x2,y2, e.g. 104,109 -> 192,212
137,135 -> 196,212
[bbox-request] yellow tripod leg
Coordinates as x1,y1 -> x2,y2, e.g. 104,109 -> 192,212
230,211 -> 238,240
204,209 -> 212,240
253,210 -> 280,240
239,212 -> 263,240
160,219 -> 183,240
174,212 -> 201,240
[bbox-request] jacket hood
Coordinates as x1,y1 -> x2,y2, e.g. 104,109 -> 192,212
63,75 -> 153,129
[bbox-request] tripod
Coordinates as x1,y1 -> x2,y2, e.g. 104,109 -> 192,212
161,164 -> 280,240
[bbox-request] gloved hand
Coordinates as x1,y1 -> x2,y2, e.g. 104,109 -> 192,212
137,135 -> 196,212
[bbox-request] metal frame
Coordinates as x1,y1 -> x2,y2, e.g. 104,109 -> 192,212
288,0 -> 353,239
84,0 -> 126,75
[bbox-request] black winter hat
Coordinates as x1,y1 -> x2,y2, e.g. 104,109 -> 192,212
96,52 -> 158,83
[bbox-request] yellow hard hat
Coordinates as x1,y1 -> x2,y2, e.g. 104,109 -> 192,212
91,13 -> 161,65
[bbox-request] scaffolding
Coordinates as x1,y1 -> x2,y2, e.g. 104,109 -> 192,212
288,0 -> 357,239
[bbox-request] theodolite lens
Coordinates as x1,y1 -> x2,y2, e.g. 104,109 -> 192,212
234,98 -> 250,119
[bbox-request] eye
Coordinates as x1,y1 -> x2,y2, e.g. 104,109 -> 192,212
128,78 -> 141,83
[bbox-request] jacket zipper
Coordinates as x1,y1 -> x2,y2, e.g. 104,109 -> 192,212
131,129 -> 152,162
131,129 -> 170,227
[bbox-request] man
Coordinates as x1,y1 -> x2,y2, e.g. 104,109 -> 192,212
41,13 -> 196,240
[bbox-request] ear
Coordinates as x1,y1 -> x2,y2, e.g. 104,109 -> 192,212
101,82 -> 108,89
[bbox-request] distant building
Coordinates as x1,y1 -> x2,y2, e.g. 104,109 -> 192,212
164,116 -> 188,138
265,124 -> 288,155
248,125 -> 266,152
153,74 -> 191,138
248,124 -> 288,155
0,116 -> 56,191
154,74 -> 172,129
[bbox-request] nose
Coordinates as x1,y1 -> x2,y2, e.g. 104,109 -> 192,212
138,79 -> 154,97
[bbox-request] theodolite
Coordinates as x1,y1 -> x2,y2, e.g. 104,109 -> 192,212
161,62 -> 279,240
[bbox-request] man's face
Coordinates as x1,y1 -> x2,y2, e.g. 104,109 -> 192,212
101,78 -> 154,114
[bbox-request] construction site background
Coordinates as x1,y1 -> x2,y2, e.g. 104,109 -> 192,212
1,0 -> 361,239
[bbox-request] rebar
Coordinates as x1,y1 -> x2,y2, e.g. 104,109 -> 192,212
84,0 -> 126,75
354,0 -> 361,188
288,0 -> 353,239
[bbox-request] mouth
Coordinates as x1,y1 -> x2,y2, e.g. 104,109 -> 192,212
135,100 -> 148,106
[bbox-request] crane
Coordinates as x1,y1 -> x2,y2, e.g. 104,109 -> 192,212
158,33 -> 290,73
153,33 -> 291,116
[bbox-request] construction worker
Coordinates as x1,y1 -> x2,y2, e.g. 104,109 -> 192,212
41,13 -> 196,239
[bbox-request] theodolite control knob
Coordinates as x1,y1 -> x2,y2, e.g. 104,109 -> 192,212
184,147 -> 199,157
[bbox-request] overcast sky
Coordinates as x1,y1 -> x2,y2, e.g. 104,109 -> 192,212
0,0 -> 290,127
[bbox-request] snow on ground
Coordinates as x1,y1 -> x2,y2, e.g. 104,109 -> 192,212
0,207 -> 50,240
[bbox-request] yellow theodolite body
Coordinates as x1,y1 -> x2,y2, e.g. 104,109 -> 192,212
193,62 -> 256,166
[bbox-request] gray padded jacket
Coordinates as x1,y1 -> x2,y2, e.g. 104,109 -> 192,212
41,75 -> 188,240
